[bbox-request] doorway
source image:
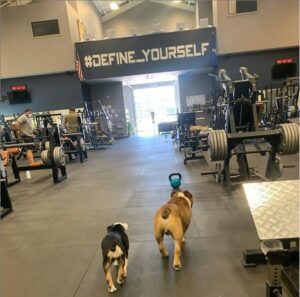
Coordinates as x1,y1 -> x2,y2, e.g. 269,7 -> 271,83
133,85 -> 177,136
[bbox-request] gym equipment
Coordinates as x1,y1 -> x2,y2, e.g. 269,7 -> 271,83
0,158 -> 13,219
242,181 -> 299,297
202,67 -> 299,193
53,146 -> 66,167
169,173 -> 182,190
0,115 -> 13,143
61,132 -> 88,163
83,101 -> 113,150
176,112 -> 209,164
1,125 -> 67,184
207,90 -> 226,130
260,77 -> 299,128
177,112 -> 196,150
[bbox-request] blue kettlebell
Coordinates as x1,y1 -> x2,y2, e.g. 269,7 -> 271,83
169,173 -> 182,190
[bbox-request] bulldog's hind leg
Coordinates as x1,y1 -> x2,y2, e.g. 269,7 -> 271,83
154,227 -> 169,257
172,224 -> 184,271
117,255 -> 126,285
103,258 -> 117,293
124,255 -> 128,276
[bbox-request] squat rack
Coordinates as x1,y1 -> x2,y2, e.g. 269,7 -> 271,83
202,67 -> 299,193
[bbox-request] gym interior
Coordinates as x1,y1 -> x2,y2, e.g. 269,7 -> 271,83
0,1 -> 299,297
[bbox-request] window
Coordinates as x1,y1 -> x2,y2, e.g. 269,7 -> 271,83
31,19 -> 60,37
229,0 -> 257,14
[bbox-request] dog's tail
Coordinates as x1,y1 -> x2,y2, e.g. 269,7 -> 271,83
161,207 -> 170,219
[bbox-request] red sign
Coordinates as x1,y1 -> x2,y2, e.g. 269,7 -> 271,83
276,58 -> 293,64
11,85 -> 27,91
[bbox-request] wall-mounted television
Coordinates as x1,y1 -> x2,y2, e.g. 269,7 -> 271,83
7,85 -> 32,104
272,58 -> 297,80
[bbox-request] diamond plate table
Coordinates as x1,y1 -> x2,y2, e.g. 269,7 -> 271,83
243,180 -> 299,241
242,180 -> 299,297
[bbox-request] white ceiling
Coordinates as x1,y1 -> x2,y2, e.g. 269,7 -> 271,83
93,0 -> 195,22
1,0 -> 196,20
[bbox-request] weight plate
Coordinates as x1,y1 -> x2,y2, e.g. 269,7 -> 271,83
41,150 -> 50,165
279,123 -> 299,155
221,130 -> 228,160
218,131 -> 223,160
278,124 -> 288,154
287,124 -> 296,154
209,130 -> 228,161
211,131 -> 218,161
218,130 -> 227,161
208,132 -> 213,160
208,131 -> 217,161
289,123 -> 299,154
45,141 -> 50,150
217,131 -> 223,161
286,124 -> 295,154
53,147 -> 66,167
214,131 -> 219,161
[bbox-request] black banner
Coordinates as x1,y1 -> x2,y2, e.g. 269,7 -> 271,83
75,28 -> 217,81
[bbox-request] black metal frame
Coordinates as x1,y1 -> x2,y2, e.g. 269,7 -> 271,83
3,126 -> 67,185
9,156 -> 67,184
62,133 -> 88,163
220,130 -> 282,193
0,172 -> 13,219
183,133 -> 207,164
242,241 -> 299,297
176,112 -> 209,164
204,68 -> 286,193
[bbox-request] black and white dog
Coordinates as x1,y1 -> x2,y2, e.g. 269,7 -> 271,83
101,222 -> 129,293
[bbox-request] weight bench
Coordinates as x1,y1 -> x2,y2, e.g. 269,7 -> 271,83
62,132 -> 88,163
242,180 -> 299,297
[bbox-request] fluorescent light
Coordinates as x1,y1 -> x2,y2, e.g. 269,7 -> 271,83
173,0 -> 181,3
110,2 -> 119,10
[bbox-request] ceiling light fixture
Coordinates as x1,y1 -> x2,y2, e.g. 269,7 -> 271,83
173,0 -> 181,3
110,2 -> 119,10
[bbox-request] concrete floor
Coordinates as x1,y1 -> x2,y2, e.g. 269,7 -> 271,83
1,135 -> 298,297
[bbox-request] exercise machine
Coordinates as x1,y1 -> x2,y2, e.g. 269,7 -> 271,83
0,157 -> 13,219
2,125 -> 67,184
260,77 -> 299,128
61,132 -> 88,163
202,67 -> 299,193
176,112 -> 209,164
83,101 -> 114,150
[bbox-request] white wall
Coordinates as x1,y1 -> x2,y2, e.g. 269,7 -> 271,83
1,1 -> 75,78
216,0 -> 299,54
76,0 -> 103,40
103,1 -> 195,38
66,0 -> 80,44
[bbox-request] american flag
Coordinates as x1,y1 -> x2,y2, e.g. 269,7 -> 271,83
75,51 -> 84,82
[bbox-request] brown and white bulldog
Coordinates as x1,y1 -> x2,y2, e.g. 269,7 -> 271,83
153,190 -> 193,270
